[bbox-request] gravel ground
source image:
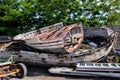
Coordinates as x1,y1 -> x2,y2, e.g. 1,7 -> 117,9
7,65 -> 119,80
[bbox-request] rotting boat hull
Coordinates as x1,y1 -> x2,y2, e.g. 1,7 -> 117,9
0,26 -> 117,66
14,22 -> 83,53
0,33 -> 117,66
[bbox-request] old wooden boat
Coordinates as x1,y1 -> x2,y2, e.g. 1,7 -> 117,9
14,22 -> 83,53
0,22 -> 118,66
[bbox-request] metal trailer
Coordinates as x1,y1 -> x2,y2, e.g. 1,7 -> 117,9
0,54 -> 27,80
48,62 -> 120,78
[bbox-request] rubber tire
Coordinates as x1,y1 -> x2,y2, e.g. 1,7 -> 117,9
16,63 -> 27,78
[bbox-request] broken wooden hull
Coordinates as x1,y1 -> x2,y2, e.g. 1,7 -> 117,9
0,26 -> 117,66
0,36 -> 116,66
14,22 -> 83,53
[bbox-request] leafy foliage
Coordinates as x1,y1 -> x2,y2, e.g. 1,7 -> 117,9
0,0 -> 120,35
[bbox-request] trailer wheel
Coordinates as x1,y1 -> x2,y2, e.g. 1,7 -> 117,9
16,63 -> 27,78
